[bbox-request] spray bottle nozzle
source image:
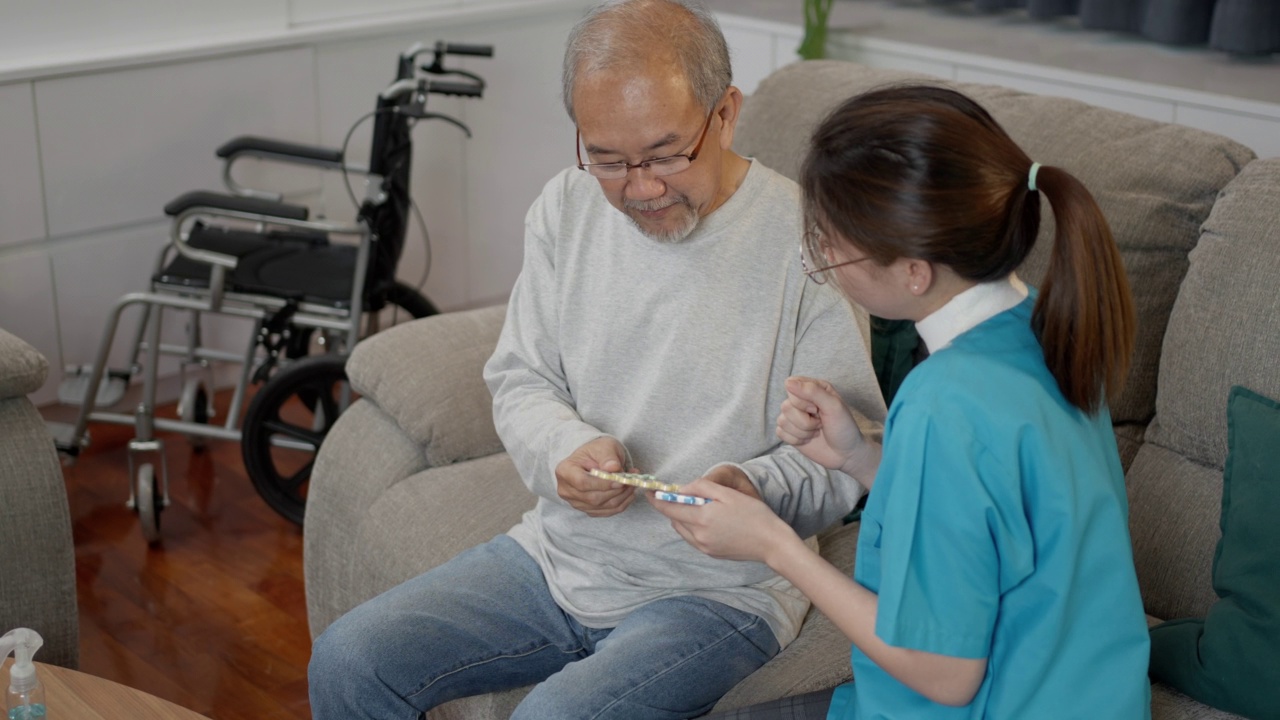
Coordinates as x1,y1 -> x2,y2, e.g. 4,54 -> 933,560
0,628 -> 44,694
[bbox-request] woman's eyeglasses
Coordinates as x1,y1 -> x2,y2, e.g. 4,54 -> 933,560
800,228 -> 872,284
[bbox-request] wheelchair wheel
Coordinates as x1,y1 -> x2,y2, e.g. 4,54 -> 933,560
362,279 -> 439,336
178,377 -> 211,449
135,463 -> 163,544
241,354 -> 351,525
284,280 -> 437,360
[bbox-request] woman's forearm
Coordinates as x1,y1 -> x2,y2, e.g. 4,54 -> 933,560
843,439 -> 882,492
765,534 -> 987,706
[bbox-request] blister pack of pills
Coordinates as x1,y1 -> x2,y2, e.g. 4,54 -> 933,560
587,468 -> 681,492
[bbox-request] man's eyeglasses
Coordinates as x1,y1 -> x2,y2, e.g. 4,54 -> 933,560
800,227 -> 872,284
576,107 -> 716,180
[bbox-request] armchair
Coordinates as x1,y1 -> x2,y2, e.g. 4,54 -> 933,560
0,328 -> 79,669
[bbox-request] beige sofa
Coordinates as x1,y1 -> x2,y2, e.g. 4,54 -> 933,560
305,60 -> 1280,718
0,329 -> 79,669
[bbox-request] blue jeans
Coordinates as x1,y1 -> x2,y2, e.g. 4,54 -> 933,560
309,535 -> 780,720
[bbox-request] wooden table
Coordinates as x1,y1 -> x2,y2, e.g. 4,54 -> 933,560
2,659 -> 210,719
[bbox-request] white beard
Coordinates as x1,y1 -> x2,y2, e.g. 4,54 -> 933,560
624,197 -> 700,244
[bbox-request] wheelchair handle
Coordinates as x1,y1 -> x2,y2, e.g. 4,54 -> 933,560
424,79 -> 484,98
398,40 -> 493,77
381,77 -> 483,101
437,41 -> 493,57
419,66 -> 486,91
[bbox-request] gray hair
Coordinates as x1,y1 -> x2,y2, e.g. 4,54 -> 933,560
562,0 -> 732,123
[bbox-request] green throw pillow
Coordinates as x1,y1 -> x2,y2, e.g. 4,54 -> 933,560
1149,385 -> 1280,718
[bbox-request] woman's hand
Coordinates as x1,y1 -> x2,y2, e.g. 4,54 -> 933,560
647,470 -> 799,566
776,376 -> 867,476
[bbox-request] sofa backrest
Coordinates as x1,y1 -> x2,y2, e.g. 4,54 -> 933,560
734,60 -> 1255,430
1126,158 -> 1280,620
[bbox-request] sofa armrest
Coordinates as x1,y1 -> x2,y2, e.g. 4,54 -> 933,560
0,329 -> 48,401
305,401 -> 532,639
305,399 -> 433,636
346,304 -> 508,467
0,330 -> 79,669
306,305 -> 511,637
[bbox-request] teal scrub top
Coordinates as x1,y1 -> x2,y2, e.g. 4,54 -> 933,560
829,296 -> 1151,720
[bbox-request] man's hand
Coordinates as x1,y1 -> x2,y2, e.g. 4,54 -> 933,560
776,376 -> 866,476
555,437 -> 637,517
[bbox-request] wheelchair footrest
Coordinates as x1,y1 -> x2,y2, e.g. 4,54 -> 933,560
58,365 -> 129,408
47,421 -> 87,459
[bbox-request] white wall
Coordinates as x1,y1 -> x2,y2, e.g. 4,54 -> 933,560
0,1 -> 586,406
0,0 -> 558,74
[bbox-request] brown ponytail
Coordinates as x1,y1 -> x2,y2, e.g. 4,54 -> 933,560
1031,165 -> 1136,413
801,85 -> 1135,414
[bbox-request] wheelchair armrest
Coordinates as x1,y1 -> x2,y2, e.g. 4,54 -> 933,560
216,135 -> 346,170
215,136 -> 364,202
163,191 -> 309,221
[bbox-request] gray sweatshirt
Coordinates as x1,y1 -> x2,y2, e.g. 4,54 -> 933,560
483,161 -> 887,647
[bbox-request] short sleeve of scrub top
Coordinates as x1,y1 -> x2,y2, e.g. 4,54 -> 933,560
869,399 -> 1035,660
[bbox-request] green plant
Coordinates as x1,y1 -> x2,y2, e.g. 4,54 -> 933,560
798,0 -> 834,60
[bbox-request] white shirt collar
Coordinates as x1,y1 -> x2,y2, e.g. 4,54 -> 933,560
915,273 -> 1029,354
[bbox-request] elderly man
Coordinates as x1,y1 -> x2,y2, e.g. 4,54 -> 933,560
308,1 -> 885,718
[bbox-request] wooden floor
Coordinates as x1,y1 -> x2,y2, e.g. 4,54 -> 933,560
55,391 -> 313,720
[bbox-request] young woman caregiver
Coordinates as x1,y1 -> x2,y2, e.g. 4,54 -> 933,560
651,85 -> 1152,720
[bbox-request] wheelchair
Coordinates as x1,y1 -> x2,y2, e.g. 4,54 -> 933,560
51,41 -> 494,540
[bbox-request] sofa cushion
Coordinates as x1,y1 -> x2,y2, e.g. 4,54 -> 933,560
1126,440 -> 1223,620
1148,386 -> 1280,719
1152,684 -> 1250,720
735,60 -> 1254,428
346,304 -> 507,468
1126,441 -> 1221,622
0,328 -> 49,400
1145,158 -> 1280,469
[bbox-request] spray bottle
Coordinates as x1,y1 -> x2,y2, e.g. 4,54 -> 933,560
0,629 -> 46,719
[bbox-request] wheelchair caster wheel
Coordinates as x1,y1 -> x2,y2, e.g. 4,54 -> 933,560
178,378 -> 211,449
241,355 -> 350,525
135,463 -> 163,544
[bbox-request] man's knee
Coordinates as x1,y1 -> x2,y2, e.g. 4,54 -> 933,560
309,613 -> 373,682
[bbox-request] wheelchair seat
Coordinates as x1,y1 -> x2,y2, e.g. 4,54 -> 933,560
154,222 -> 359,308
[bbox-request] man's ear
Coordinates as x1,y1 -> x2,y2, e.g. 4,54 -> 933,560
717,86 -> 744,151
